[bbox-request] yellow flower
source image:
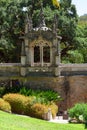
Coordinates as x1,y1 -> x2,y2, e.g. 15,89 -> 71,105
52,0 -> 60,8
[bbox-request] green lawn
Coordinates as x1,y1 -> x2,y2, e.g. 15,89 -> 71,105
0,110 -> 85,130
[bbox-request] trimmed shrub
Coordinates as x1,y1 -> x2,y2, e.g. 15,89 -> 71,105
3,93 -> 26,114
68,103 -> 87,123
0,98 -> 11,113
25,101 -> 58,119
3,93 -> 58,120
48,102 -> 58,119
24,96 -> 38,116
31,103 -> 48,119
24,96 -> 47,117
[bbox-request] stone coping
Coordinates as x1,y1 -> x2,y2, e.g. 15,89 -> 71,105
0,63 -> 87,67
61,63 -> 87,67
0,63 -> 21,67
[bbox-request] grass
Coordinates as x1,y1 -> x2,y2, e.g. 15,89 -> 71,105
0,110 -> 85,130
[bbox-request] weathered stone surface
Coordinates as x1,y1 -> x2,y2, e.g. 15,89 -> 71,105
0,63 -> 20,77
0,64 -> 87,111
19,76 -> 87,111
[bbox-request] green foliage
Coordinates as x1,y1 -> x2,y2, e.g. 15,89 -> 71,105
62,57 -> 71,63
25,100 -> 58,119
0,84 -> 61,105
3,82 -> 21,94
62,22 -> 87,63
69,103 -> 87,128
0,0 -> 24,62
79,14 -> 87,23
0,0 -> 78,62
1,0 -> 87,64
23,96 -> 38,116
83,106 -> 87,128
3,93 -> 58,120
0,80 -> 22,97
62,50 -> 84,63
19,87 -> 61,103
31,103 -> 58,119
73,24 -> 87,63
68,103 -> 87,122
3,93 -> 27,114
28,103 -> 48,119
0,111 -> 85,130
67,50 -> 84,63
0,87 -> 5,97
0,98 -> 11,113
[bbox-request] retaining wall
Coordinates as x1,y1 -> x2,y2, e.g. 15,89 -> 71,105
0,63 -> 87,111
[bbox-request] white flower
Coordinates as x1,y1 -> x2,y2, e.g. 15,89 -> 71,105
22,7 -> 28,12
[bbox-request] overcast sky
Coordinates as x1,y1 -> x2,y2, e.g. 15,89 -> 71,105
72,0 -> 87,16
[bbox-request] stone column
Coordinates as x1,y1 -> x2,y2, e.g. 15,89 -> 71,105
54,65 -> 60,76
57,38 -> 61,64
25,13 -> 29,34
28,46 -> 31,66
20,42 -> 26,76
54,37 -> 61,76
50,47 -> 52,65
55,52 -> 61,77
21,42 -> 26,66
25,38 -> 29,64
31,47 -> 34,66
52,39 -> 57,66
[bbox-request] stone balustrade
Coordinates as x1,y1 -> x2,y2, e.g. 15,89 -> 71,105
60,63 -> 87,76
0,63 -> 87,77
0,63 -> 21,77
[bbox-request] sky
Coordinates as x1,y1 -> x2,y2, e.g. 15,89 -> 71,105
72,0 -> 87,16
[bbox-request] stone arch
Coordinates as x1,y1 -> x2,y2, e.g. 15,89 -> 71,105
29,36 -> 52,66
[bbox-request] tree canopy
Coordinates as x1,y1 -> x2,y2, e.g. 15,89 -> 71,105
0,0 -> 86,63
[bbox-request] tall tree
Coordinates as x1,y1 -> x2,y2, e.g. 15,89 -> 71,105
0,0 -> 78,62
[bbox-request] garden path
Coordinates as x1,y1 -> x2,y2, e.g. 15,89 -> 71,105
49,116 -> 68,124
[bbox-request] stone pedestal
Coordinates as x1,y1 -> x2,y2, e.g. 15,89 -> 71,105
54,55 -> 60,76
63,111 -> 68,120
42,108 -> 52,120
21,56 -> 26,66
54,66 -> 60,76
20,67 -> 26,76
55,55 -> 60,66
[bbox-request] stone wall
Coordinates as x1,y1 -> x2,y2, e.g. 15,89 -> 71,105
61,64 -> 87,76
0,63 -> 20,77
0,63 -> 87,111
0,75 -> 87,111
19,76 -> 87,111
66,76 -> 87,108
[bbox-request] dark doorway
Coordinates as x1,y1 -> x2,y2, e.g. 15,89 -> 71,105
34,46 -> 40,62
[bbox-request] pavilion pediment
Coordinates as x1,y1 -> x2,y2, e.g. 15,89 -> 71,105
30,36 -> 52,47
25,30 -> 54,41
